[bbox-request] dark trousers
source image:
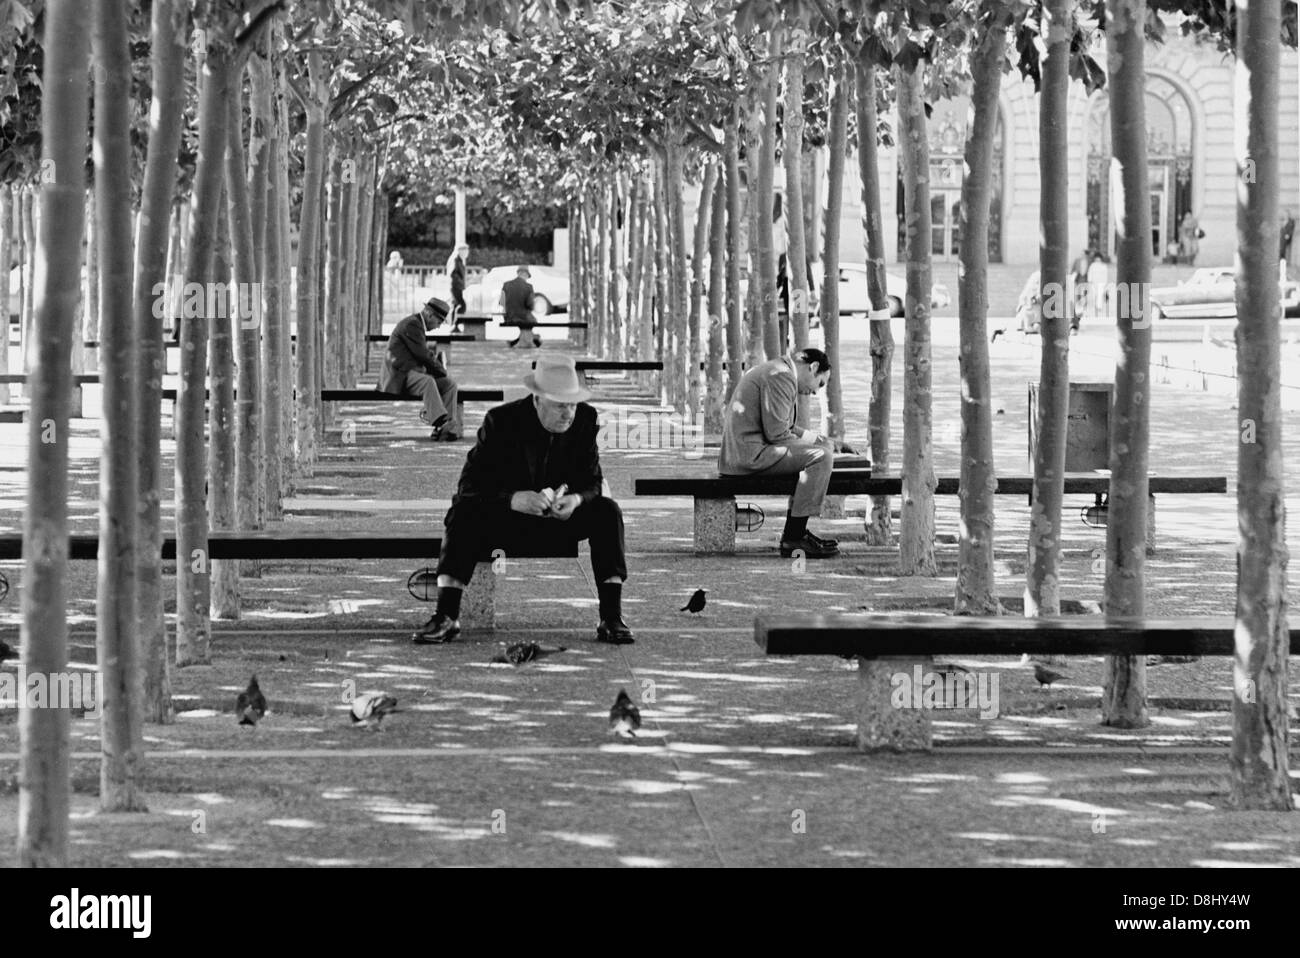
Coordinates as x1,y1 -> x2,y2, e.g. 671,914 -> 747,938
437,496 -> 627,585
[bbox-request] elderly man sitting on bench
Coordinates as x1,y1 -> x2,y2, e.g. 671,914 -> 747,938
412,355 -> 633,646
720,347 -> 857,559
381,297 -> 461,441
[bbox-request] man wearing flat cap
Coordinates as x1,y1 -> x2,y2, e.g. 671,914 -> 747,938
413,354 -> 633,645
501,265 -> 542,349
380,297 -> 462,440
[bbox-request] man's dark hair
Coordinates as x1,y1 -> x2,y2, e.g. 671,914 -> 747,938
796,347 -> 831,372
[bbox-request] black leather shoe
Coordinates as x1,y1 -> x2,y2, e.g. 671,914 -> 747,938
780,533 -> 839,559
412,613 -> 461,644
806,531 -> 839,549
596,617 -> 634,644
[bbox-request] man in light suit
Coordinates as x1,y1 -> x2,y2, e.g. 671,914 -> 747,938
719,347 -> 855,558
380,297 -> 461,440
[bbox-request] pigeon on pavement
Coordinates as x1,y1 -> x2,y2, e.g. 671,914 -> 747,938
609,689 -> 641,740
236,675 -> 268,726
1032,662 -> 1066,689
680,589 -> 707,615
490,642 -> 568,665
350,692 -> 400,730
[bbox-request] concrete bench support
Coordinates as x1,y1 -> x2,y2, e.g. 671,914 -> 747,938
856,656 -> 934,752
695,496 -> 736,554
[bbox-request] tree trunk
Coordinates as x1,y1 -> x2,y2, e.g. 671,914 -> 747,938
724,104 -> 745,401
895,60 -> 937,576
18,0 -> 88,868
93,0 -> 146,811
666,132 -> 690,415
275,61 -> 293,495
20,185 -> 35,397
323,145 -> 343,398
208,198 -> 239,619
354,152 -> 376,386
176,44 -> 230,667
954,15 -> 1009,615
1026,0 -> 1072,625
568,196 -> 582,332
338,146 -> 358,388
652,162 -> 671,405
1230,0 -> 1291,810
821,51 -> 848,440
758,28 -> 781,358
705,165 -> 727,434
81,190 -> 97,379
1100,0 -> 1153,727
0,186 -> 11,405
253,44 -> 282,518
136,0 -> 185,725
596,179 -> 611,361
784,20 -> 810,358
689,160 -> 718,423
609,173 -> 623,361
855,52 -> 895,546
226,82 -> 263,539
294,53 -> 326,476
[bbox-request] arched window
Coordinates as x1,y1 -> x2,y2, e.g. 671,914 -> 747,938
1086,75 -> 1195,260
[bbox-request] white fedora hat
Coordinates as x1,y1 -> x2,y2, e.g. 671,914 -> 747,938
524,355 -> 592,403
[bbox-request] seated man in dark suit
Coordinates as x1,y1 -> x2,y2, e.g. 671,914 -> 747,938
413,355 -> 633,645
380,297 -> 461,441
501,266 -> 543,349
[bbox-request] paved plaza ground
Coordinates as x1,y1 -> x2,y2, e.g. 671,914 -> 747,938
1,263 -> 1299,867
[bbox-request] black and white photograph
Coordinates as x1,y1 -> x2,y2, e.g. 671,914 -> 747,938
0,0 -> 1294,923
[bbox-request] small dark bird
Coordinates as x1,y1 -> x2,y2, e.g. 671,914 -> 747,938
236,675 -> 267,726
490,642 -> 568,665
1032,662 -> 1067,689
0,639 -> 15,663
278,654 -> 287,662
609,688 -> 641,740
350,692 -> 400,730
680,589 -> 707,614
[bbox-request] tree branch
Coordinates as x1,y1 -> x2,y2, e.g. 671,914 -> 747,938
234,0 -> 285,59
328,54 -> 400,122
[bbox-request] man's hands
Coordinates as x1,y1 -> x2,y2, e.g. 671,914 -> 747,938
509,489 -> 582,519
510,491 -> 552,516
548,493 -> 581,520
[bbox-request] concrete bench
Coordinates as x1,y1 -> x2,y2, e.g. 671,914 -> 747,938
0,530 -> 577,630
634,472 -> 1226,555
320,387 -> 504,424
754,613 -> 1300,751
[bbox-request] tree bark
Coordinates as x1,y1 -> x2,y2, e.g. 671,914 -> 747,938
758,27 -> 782,358
705,163 -> 727,435
80,190 -> 96,382
652,161 -> 671,405
954,12 -> 1009,615
176,43 -> 230,667
19,0 -> 88,868
784,20 -> 810,357
1100,0 -> 1153,727
136,0 -> 185,725
275,60 -> 293,495
855,52 -> 895,546
1230,0 -> 1291,809
20,185 -> 35,397
253,43 -> 282,517
323,144 -> 343,399
294,51 -> 326,476
338,145 -> 358,388
1026,0 -> 1072,625
0,186 -> 11,406
821,51 -> 848,440
688,160 -> 718,423
666,132 -> 690,415
226,82 -> 264,538
208,198 -> 239,619
93,0 -> 146,811
724,104 -> 745,401
896,60 -> 938,576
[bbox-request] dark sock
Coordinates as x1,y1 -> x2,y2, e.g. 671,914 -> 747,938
782,513 -> 808,541
435,586 -> 463,620
597,581 -> 623,622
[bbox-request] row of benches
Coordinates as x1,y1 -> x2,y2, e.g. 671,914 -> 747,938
634,471 -> 1226,555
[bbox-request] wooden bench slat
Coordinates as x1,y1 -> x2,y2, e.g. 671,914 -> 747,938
635,473 -> 1226,497
0,532 -> 578,562
755,613 -> 1299,656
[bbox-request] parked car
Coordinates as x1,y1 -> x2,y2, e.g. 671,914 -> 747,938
463,265 -> 570,316
1150,266 -> 1300,320
832,263 -> 951,317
